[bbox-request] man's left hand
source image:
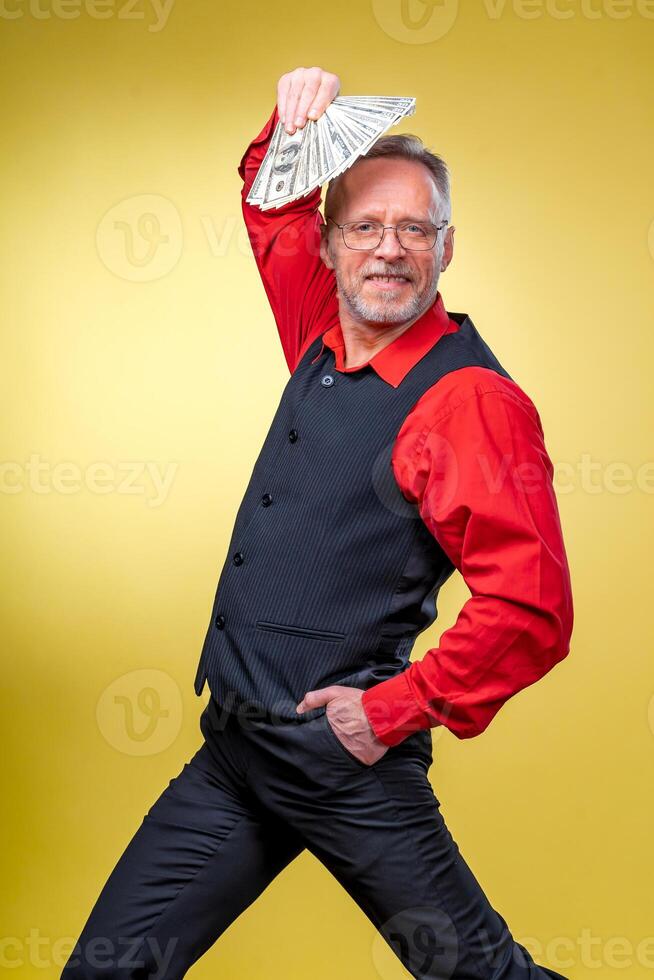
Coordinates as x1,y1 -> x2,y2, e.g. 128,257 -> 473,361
296,686 -> 389,765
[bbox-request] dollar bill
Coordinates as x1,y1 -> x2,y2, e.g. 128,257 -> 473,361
246,95 -> 416,210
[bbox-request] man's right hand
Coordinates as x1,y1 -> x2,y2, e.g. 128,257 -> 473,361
277,67 -> 341,136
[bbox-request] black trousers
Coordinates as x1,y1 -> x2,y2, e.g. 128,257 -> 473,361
62,697 -> 569,979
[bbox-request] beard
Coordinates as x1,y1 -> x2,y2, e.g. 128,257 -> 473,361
332,257 -> 441,325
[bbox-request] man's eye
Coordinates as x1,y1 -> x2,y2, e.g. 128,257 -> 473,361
352,222 -> 375,232
403,223 -> 428,236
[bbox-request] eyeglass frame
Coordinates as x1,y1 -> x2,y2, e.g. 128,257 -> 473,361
324,215 -> 449,251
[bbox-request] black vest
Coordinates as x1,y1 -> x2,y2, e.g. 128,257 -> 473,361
194,313 -> 512,721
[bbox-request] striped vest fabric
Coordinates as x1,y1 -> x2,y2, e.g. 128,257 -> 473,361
194,313 -> 512,721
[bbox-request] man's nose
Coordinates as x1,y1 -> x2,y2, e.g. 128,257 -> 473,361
372,226 -> 406,260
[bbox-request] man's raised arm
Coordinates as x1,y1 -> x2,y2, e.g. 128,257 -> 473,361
238,67 -> 341,374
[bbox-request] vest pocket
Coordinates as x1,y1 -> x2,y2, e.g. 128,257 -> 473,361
255,620 -> 345,643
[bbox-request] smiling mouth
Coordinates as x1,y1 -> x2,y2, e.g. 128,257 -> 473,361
365,274 -> 411,285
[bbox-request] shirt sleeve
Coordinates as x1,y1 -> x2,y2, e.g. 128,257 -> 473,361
238,105 -> 338,374
360,380 -> 574,746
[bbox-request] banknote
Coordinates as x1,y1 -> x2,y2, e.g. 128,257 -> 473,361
246,95 -> 416,210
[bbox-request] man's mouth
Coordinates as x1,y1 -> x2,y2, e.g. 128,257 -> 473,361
365,274 -> 412,288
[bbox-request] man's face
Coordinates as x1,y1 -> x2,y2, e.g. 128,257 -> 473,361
319,157 -> 454,326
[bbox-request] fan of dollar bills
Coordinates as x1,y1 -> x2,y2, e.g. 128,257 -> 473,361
246,95 -> 417,211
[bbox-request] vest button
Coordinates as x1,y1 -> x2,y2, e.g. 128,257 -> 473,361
321,374 -> 334,387
288,429 -> 298,442
261,493 -> 273,506
214,614 -> 225,629
232,552 -> 244,566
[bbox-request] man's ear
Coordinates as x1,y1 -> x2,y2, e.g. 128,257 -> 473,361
319,219 -> 334,270
440,225 -> 455,273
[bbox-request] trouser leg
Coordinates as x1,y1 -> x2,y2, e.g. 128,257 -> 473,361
61,705 -> 304,979
244,711 -> 569,980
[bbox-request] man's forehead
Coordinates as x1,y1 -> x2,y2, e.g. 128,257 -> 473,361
331,157 -> 439,215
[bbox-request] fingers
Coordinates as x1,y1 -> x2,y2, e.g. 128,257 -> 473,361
276,72 -> 292,127
297,685 -> 343,712
293,69 -> 325,130
276,67 -> 341,135
305,72 -> 340,123
281,67 -> 307,134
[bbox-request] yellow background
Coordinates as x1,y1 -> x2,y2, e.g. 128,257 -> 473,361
1,0 -> 653,976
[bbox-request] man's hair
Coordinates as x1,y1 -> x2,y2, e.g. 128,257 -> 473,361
324,133 -> 451,224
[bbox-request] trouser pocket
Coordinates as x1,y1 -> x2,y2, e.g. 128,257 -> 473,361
322,712 -> 377,769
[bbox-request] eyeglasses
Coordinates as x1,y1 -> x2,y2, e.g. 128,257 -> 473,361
326,216 -> 448,251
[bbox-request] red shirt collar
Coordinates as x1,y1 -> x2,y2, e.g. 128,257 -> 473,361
311,292 -> 456,389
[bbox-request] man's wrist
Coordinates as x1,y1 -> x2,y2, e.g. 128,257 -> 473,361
237,105 -> 279,190
361,671 -> 435,747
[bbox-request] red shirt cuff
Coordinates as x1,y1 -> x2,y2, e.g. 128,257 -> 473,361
361,670 -> 436,747
237,105 -> 279,186
237,105 -> 323,217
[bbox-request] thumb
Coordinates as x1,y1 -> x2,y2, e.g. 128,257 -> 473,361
296,686 -> 340,713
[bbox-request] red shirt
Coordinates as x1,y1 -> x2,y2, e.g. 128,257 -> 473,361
238,106 -> 574,747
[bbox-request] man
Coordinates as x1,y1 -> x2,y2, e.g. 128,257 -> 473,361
62,66 -> 573,979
